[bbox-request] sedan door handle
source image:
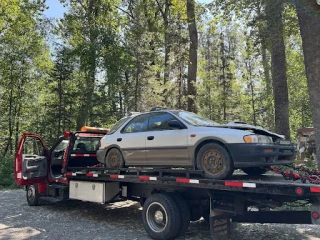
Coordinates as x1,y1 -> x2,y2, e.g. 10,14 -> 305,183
147,136 -> 154,140
117,138 -> 122,142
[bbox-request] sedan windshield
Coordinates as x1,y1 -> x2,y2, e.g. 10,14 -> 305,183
174,111 -> 219,127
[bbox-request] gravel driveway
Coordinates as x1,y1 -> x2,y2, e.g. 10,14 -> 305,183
1,189 -> 320,240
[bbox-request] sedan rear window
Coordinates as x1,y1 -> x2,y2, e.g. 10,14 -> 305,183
107,117 -> 130,135
122,114 -> 150,133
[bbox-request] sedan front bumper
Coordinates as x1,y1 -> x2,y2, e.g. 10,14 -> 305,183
227,143 -> 295,168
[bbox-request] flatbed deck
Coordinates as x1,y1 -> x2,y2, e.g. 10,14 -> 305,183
66,167 -> 320,198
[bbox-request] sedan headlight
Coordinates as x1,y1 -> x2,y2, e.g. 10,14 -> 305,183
244,134 -> 273,144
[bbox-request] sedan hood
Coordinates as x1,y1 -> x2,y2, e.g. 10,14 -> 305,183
220,121 -> 285,140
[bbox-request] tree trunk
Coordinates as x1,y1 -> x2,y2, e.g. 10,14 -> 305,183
266,0 -> 290,139
159,0 -> 171,104
76,0 -> 98,130
296,0 -> 320,168
222,64 -> 226,122
135,56 -> 141,112
246,61 -> 257,126
186,0 -> 198,113
3,88 -> 13,156
58,70 -> 62,137
261,43 -> 271,95
124,71 -> 129,113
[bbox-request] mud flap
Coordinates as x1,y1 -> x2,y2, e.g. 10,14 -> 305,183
209,199 -> 231,240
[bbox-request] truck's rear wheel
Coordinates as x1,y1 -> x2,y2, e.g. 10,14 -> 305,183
142,193 -> 181,240
105,148 -> 124,168
26,184 -> 40,206
196,143 -> 234,179
242,167 -> 268,176
171,193 -> 190,237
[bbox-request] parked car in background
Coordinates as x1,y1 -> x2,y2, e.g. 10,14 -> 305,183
97,109 -> 295,179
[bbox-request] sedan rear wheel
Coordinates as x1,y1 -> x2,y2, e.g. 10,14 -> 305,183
196,143 -> 234,179
105,148 -> 124,168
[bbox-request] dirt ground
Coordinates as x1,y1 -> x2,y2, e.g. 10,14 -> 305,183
1,189 -> 320,240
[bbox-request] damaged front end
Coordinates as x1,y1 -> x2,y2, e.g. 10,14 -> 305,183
221,122 -> 296,167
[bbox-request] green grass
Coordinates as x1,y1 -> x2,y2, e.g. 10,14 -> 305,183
0,156 -> 18,190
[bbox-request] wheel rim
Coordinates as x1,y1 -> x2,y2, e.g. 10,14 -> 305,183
109,152 -> 120,167
201,149 -> 225,175
146,202 -> 168,233
27,185 -> 36,202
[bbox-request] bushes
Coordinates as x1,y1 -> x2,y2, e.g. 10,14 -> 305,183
0,156 -> 17,189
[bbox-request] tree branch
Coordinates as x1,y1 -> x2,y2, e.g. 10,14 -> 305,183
74,0 -> 87,13
155,0 -> 165,19
117,7 -> 134,19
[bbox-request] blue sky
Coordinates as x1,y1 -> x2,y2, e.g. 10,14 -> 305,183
44,0 -> 212,18
44,0 -> 67,18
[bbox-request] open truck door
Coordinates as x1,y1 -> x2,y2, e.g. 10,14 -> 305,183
15,133 -> 49,186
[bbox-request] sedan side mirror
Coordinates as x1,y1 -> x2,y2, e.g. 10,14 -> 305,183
168,120 -> 183,129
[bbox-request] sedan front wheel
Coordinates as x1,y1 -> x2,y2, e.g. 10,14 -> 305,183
196,143 -> 234,179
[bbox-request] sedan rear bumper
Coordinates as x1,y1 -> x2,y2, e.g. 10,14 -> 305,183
227,143 -> 295,168
96,149 -> 107,164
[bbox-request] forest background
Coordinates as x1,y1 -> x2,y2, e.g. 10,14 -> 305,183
1,0 -> 320,187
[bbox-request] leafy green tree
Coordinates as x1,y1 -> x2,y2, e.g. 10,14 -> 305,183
0,0 -> 52,155
295,0 -> 320,167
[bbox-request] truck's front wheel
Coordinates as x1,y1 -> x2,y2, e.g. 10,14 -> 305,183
171,193 -> 190,237
142,193 -> 181,240
26,184 -> 40,206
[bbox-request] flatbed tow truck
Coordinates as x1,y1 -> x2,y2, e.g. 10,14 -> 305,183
14,127 -> 320,240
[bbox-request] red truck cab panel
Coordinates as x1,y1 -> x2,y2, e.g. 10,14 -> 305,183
15,133 -> 49,186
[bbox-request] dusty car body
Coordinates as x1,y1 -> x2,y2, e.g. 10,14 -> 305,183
97,110 -> 295,179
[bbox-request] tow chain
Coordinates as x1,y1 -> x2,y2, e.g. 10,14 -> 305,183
88,163 -> 103,168
269,165 -> 320,184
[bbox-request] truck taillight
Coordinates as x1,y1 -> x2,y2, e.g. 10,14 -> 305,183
312,212 -> 320,219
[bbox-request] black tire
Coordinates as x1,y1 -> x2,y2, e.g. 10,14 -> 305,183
242,167 -> 268,176
142,193 -> 181,240
26,184 -> 40,206
171,193 -> 190,237
105,148 -> 124,168
196,143 -> 234,179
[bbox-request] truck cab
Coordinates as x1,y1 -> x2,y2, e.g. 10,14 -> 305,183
14,127 -> 109,203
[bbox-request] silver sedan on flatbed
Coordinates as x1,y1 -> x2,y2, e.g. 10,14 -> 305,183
97,109 -> 295,179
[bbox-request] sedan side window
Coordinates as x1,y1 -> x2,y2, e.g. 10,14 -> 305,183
148,112 -> 181,131
122,114 -> 150,133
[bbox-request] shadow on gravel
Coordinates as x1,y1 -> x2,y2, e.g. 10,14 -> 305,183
41,198 -> 143,225
39,199 -> 212,240
38,199 -> 320,240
